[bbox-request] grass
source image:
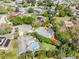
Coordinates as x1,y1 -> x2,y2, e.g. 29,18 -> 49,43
40,42 -> 56,51
11,39 -> 18,49
0,49 -> 17,58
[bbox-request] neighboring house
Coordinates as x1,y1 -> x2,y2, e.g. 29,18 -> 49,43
76,5 -> 79,10
52,0 -> 74,5
35,0 -> 39,7
34,7 -> 42,14
52,0 -> 60,3
64,21 -> 74,27
0,15 -> 13,25
0,15 -> 7,25
0,15 -> 12,25
52,0 -> 63,4
71,12 -> 77,17
62,57 -> 76,59
9,2 -> 17,7
36,27 -> 56,40
37,16 -> 45,22
13,24 -> 32,36
15,0 -> 23,3
8,12 -> 19,16
18,35 -> 40,54
75,5 -> 79,17
19,7 -> 26,13
0,1 -> 3,5
47,7 -> 56,15
0,37 -> 11,50
0,33 -> 14,40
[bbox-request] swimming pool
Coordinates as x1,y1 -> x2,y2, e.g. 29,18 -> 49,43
27,41 -> 39,51
48,28 -> 54,34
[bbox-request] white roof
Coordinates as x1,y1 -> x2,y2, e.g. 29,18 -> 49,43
0,37 -> 5,45
65,21 -> 74,27
15,0 -> 22,3
0,15 -> 7,24
14,24 -> 32,33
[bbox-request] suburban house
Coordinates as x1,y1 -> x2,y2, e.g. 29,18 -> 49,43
9,2 -> 17,7
0,37 -> 11,50
0,15 -> 12,25
15,0 -> 23,3
13,24 -> 32,36
64,21 -> 74,28
36,16 -> 45,22
13,24 -> 39,54
52,0 -> 74,4
76,5 -> 79,17
8,12 -> 19,17
0,15 -> 7,25
62,57 -> 76,59
18,35 -> 40,54
34,7 -> 42,15
36,27 -> 56,40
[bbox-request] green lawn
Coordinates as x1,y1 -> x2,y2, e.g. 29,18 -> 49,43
40,42 -> 56,51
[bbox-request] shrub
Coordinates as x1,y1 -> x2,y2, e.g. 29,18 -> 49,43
59,11 -> 66,17
9,16 -> 34,25
23,16 -> 34,24
64,7 -> 72,16
28,8 -> 34,13
9,16 -> 23,25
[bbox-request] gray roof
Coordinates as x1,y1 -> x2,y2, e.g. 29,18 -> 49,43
13,24 -> 32,33
15,0 -> 23,3
0,33 -> 13,40
0,15 -> 7,24
18,35 -> 39,54
18,36 -> 34,54
62,57 -> 76,59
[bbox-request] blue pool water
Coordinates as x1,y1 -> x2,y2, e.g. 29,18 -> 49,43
48,28 -> 54,34
29,41 -> 39,51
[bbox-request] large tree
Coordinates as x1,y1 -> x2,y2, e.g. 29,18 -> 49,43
26,0 -> 36,6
